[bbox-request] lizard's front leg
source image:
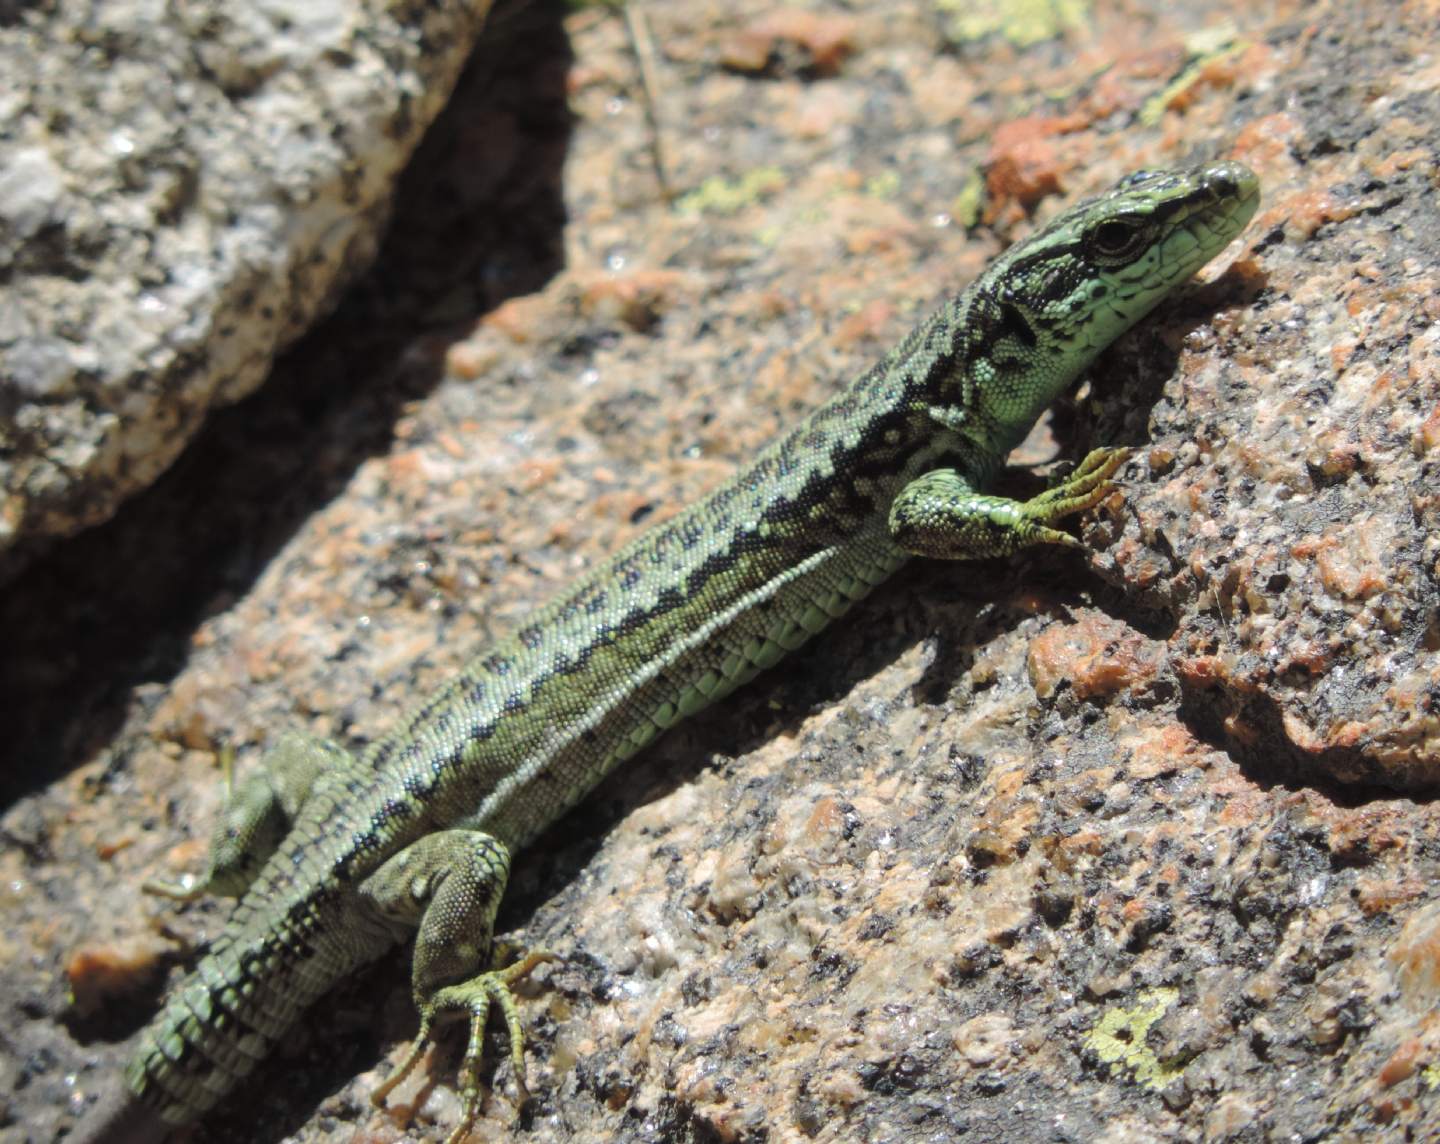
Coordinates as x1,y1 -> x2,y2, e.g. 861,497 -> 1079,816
888,446 -> 1129,560
359,830 -> 554,1144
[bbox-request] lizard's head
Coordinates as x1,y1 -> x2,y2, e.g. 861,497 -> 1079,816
995,159 -> 1260,354
963,160 -> 1260,452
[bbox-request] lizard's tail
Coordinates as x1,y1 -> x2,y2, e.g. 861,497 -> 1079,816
118,955 -> 291,1127
77,909 -> 376,1137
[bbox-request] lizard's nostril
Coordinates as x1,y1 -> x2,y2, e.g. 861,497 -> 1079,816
1209,170 -> 1237,198
1202,161 -> 1259,205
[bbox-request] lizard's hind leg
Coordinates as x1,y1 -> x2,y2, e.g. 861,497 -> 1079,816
360,829 -> 555,1143
144,732 -> 360,900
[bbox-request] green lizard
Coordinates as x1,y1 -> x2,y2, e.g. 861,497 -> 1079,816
71,160 -> 1259,1144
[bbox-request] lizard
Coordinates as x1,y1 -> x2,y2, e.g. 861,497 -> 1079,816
70,159 -> 1259,1144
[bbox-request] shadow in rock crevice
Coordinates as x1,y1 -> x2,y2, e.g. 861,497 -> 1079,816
1175,678 -> 1434,810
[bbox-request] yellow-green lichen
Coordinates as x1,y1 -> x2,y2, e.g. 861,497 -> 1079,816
937,0 -> 1090,48
1083,986 -> 1183,1089
1139,26 -> 1247,126
1423,1061 -> 1440,1088
676,167 -> 787,216
864,170 -> 901,200
951,171 -> 986,230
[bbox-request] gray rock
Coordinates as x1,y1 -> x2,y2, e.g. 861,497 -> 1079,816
0,0 -> 493,569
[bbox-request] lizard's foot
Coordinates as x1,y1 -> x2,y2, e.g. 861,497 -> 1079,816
372,948 -> 556,1144
1017,446 -> 1130,549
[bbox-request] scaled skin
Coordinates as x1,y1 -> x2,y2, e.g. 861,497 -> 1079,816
72,162 -> 1259,1144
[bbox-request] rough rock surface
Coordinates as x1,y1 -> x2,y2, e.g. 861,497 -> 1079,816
2,2 -> 1438,1143
0,0 -> 494,577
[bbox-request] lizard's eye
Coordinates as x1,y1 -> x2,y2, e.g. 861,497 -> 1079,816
1086,218 -> 1148,261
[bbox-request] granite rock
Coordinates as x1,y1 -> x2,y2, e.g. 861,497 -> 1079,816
0,0 -> 493,576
